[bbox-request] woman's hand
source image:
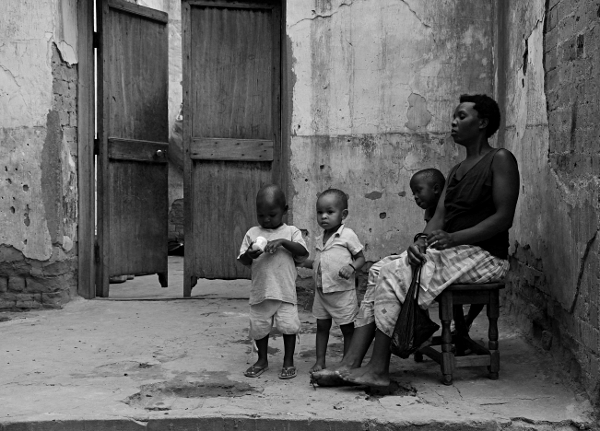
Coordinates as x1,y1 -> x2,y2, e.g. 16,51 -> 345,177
407,238 -> 427,266
426,230 -> 455,250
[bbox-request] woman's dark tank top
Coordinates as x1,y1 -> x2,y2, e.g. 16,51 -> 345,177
444,148 -> 508,259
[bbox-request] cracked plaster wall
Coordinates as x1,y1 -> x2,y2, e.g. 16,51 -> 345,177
288,0 -> 494,259
0,0 -> 79,309
498,0 -> 600,404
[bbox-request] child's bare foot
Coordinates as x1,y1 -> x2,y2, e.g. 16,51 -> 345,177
339,364 -> 390,387
309,361 -> 325,374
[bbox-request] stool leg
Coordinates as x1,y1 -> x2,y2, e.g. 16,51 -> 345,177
487,290 -> 500,379
439,293 -> 454,385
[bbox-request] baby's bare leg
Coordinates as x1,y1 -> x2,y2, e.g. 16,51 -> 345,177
310,318 -> 332,373
339,322 -> 355,355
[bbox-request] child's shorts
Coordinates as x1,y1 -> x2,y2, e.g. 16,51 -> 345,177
312,287 -> 358,326
249,299 -> 301,340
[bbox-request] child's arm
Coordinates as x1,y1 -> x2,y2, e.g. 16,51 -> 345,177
338,250 -> 366,280
264,239 -> 309,258
297,258 -> 314,269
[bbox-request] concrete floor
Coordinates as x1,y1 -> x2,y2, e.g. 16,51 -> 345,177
0,257 -> 597,430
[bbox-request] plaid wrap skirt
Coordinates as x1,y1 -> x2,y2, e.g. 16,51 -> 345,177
355,245 -> 509,337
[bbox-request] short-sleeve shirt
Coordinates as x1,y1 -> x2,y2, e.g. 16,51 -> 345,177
238,224 -> 308,306
313,225 -> 364,293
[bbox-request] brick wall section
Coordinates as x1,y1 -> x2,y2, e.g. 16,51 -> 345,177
501,0 -> 600,405
543,0 -> 600,402
0,45 -> 78,311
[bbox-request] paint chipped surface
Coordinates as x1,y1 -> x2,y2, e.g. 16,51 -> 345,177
288,0 -> 493,259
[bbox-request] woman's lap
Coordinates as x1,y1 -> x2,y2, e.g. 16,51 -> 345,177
357,245 -> 509,337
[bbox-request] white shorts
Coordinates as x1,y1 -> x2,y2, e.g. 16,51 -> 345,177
312,287 -> 358,326
249,299 -> 301,340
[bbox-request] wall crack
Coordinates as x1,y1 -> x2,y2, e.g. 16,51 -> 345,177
288,1 -> 353,28
568,229 -> 599,314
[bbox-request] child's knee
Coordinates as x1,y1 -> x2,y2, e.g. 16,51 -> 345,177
316,318 -> 332,331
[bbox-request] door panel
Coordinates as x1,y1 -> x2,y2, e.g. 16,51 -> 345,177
97,0 -> 169,296
183,0 -> 281,293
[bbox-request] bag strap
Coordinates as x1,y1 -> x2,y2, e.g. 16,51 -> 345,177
413,264 -> 422,301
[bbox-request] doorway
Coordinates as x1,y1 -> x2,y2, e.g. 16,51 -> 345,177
78,0 -> 286,299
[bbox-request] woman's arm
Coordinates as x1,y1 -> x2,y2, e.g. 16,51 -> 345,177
428,149 -> 520,249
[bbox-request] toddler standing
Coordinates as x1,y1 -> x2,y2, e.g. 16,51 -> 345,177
307,189 -> 365,374
238,184 -> 309,379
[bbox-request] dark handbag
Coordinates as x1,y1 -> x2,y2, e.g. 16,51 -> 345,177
390,264 -> 440,359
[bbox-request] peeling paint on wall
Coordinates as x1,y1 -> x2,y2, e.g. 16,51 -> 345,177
288,0 -> 494,260
0,1 -> 78,309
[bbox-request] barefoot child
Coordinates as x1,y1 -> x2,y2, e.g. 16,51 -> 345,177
307,189 -> 365,374
238,184 -> 309,379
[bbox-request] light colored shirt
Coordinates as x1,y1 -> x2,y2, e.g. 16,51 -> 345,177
314,225 -> 363,293
238,224 -> 308,306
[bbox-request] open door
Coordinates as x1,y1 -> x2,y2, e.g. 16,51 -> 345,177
182,0 -> 282,295
96,0 -> 169,297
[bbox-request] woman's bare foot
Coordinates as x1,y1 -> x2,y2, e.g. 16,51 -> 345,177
309,369 -> 359,387
309,361 -> 325,374
339,364 -> 390,387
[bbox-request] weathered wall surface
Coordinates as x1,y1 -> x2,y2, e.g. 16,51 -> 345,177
498,0 -> 600,403
287,0 -> 494,260
0,0 -> 79,309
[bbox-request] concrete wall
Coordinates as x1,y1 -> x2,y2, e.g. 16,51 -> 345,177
0,0 -> 79,309
287,0 -> 494,260
498,0 -> 600,404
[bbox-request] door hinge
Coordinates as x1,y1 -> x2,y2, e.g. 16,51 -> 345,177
94,138 -> 99,155
93,31 -> 99,49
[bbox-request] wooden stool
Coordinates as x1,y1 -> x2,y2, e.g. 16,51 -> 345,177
414,282 -> 505,385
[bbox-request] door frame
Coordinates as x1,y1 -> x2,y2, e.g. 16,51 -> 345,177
77,0 -> 96,299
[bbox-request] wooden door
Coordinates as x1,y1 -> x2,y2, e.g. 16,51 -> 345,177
182,0 -> 282,295
96,0 -> 169,297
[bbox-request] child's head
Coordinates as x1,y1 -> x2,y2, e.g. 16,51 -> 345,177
256,184 -> 288,229
409,168 -> 445,210
316,189 -> 348,232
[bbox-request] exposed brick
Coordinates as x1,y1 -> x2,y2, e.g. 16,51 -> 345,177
41,292 -> 65,308
0,278 -> 7,293
0,299 -> 16,310
52,79 -> 69,95
8,277 -> 25,292
15,299 -> 43,309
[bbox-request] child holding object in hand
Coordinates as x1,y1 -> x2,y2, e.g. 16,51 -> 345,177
238,184 -> 309,380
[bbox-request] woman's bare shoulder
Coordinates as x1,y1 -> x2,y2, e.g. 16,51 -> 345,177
492,148 -> 518,169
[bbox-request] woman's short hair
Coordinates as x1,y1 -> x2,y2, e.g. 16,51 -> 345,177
459,94 -> 501,138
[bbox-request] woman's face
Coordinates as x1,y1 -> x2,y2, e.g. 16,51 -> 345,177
451,102 -> 485,144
